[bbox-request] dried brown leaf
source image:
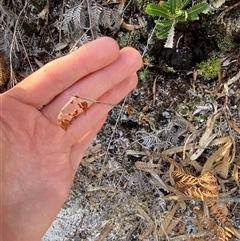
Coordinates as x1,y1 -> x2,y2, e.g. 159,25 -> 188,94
121,21 -> 135,31
233,164 -> 240,187
229,119 -> 240,134
153,77 -> 157,106
190,111 -> 219,161
165,214 -> 184,235
158,203 -> 179,237
34,58 -> 44,68
136,204 -> 155,240
157,153 -> 183,171
201,136 -> 233,176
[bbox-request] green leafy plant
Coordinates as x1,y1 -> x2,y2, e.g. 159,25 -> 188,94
138,69 -> 150,81
197,56 -> 222,81
146,0 -> 208,47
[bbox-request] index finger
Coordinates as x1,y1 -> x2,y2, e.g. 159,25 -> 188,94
6,37 -> 120,108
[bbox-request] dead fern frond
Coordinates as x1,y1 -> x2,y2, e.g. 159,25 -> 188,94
205,199 -> 229,224
0,6 -> 14,63
61,3 -> 88,36
171,171 -> 198,189
0,5 -> 15,28
193,205 -> 235,241
157,115 -> 192,147
56,0 -> 123,48
90,1 -> 102,30
198,172 -> 219,194
70,32 -> 92,51
193,206 -> 229,241
136,130 -> 161,150
171,170 -> 219,199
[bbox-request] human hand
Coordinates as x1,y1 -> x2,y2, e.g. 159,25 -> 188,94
0,37 -> 142,241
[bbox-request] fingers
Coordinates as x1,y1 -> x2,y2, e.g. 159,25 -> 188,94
70,115 -> 107,170
62,73 -> 138,143
41,47 -> 142,124
6,37 -> 120,108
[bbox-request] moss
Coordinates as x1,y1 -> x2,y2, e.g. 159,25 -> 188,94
197,56 -> 221,81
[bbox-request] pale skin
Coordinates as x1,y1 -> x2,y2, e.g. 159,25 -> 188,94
0,37 -> 142,241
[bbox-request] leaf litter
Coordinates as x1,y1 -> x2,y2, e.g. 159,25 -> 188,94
43,58 -> 240,241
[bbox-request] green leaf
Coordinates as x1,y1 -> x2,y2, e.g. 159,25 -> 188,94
155,19 -> 173,28
170,0 -> 177,14
187,2 -> 208,18
146,3 -> 173,19
160,1 -> 170,10
179,0 -> 190,9
188,14 -> 199,20
156,28 -> 171,39
175,0 -> 181,8
175,9 -> 184,17
183,10 -> 188,21
164,20 -> 175,48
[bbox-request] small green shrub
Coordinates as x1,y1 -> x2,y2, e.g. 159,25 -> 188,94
145,0 -> 208,47
197,56 -> 222,81
138,70 -> 150,82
